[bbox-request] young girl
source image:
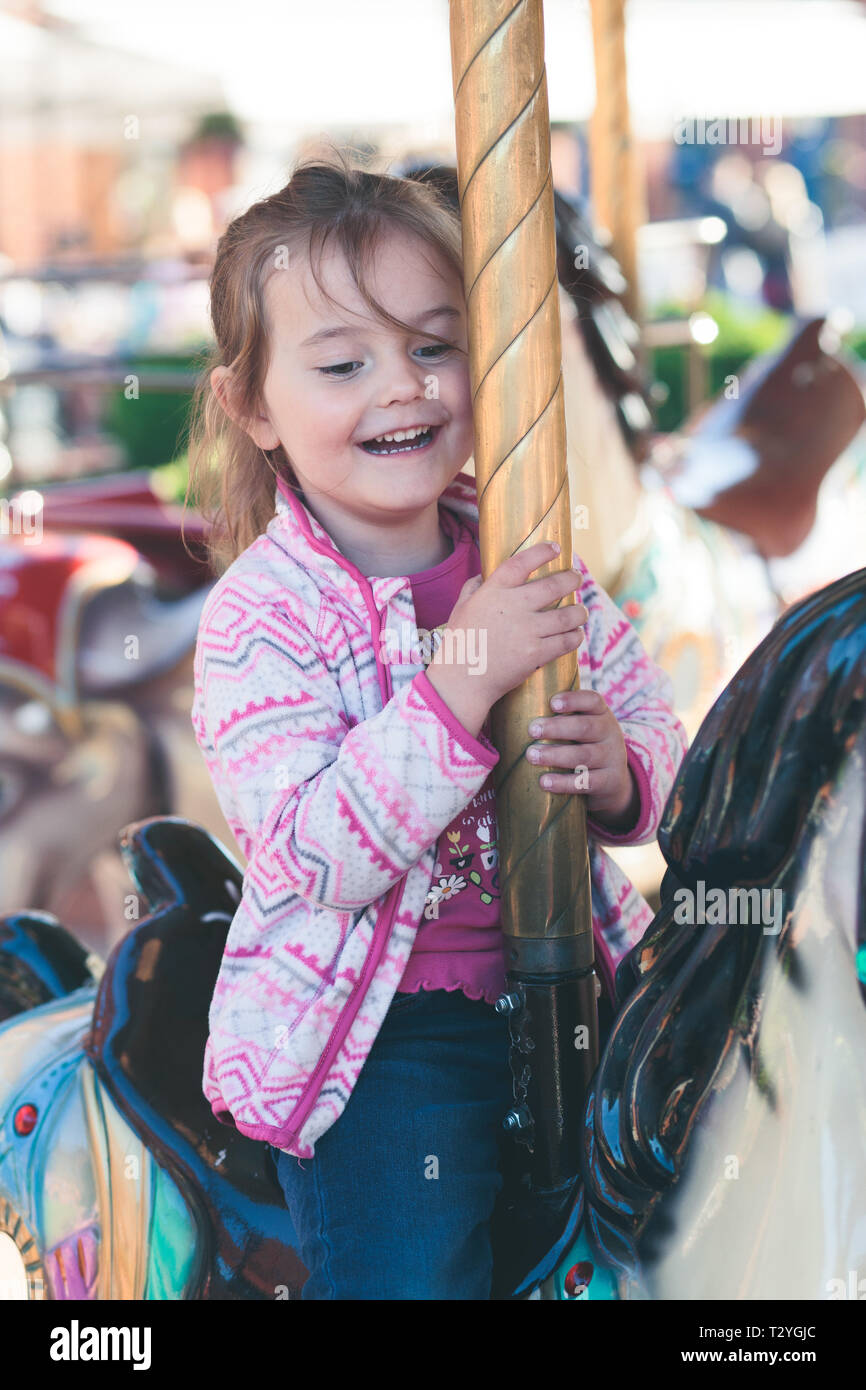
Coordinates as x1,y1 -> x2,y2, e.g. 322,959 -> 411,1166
188,154 -> 688,1300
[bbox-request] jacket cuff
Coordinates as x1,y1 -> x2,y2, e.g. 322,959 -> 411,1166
585,745 -> 655,846
412,670 -> 499,770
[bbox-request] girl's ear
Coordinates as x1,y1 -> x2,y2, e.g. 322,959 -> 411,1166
210,366 -> 281,450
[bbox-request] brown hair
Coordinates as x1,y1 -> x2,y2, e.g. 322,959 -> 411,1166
183,148 -> 465,576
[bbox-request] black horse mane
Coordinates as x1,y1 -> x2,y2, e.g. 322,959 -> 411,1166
580,565 -> 866,1284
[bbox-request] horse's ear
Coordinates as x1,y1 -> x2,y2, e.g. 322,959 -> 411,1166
673,316 -> 866,558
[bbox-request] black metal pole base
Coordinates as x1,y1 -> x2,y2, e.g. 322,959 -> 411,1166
496,934 -> 600,1190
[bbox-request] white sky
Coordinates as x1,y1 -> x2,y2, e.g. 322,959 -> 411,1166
38,0 -> 866,137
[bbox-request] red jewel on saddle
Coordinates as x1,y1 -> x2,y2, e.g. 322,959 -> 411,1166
13,1103 -> 38,1136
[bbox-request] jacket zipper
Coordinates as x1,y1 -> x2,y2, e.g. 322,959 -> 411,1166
277,559 -> 409,1146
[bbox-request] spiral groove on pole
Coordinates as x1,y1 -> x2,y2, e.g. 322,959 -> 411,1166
449,0 -> 592,962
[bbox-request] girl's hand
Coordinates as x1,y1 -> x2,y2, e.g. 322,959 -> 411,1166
426,541 -> 588,738
524,688 -> 640,830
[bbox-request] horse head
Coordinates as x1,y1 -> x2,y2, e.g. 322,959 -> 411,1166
581,565 -> 866,1298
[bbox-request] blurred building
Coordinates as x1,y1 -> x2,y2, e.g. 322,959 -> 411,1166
0,1 -> 231,268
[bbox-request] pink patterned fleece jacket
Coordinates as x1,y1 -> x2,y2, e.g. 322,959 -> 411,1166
191,470 -> 688,1159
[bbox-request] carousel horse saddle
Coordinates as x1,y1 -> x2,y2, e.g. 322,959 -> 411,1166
658,317 -> 866,557
0,911 -> 95,1023
0,818 -> 308,1297
82,817 -> 276,1204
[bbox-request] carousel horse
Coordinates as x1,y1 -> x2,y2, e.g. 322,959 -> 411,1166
0,819 -> 303,1299
0,516 -> 232,956
552,563 -> 866,1300
556,182 -> 866,719
33,468 -> 211,593
1,567 -> 863,1300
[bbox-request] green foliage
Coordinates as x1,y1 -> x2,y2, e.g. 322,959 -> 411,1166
101,356 -> 198,472
188,110 -> 245,144
151,453 -> 192,506
845,330 -> 866,364
649,292 -> 789,432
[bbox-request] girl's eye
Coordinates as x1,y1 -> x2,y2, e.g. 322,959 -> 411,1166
319,361 -> 361,377
317,344 -> 453,376
415,343 -> 452,359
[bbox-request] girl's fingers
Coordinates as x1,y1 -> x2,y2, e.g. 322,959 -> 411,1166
493,541 -> 564,588
522,567 -> 583,610
548,689 -> 606,715
540,628 -> 587,664
527,714 -> 608,744
525,740 -> 607,770
535,604 -> 588,638
537,770 -> 592,794
538,766 -> 621,796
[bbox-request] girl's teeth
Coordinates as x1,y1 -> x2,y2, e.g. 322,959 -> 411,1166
375,427 -> 426,443
360,425 -> 435,453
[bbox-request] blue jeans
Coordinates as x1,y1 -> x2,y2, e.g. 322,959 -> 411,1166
268,986 -> 514,1299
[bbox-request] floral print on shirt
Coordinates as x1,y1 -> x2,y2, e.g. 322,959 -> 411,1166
423,782 -> 500,920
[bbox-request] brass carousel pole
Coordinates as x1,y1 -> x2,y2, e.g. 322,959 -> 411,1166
589,0 -> 644,327
449,0 -> 599,1199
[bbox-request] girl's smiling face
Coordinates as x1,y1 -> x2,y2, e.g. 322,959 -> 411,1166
227,223 -> 474,533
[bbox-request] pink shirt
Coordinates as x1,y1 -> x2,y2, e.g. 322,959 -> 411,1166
395,506 -> 508,1005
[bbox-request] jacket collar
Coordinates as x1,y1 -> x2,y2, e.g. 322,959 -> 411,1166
268,469 -> 481,609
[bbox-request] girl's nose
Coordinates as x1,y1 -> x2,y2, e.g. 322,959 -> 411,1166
375,356 -> 426,408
